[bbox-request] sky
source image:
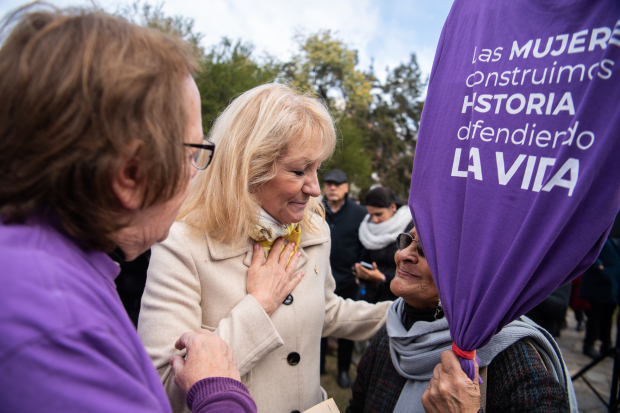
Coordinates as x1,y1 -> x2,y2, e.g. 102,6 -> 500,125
0,0 -> 454,82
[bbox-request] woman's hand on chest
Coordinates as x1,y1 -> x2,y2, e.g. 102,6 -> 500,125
247,237 -> 305,317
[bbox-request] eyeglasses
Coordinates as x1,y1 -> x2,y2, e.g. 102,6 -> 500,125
184,137 -> 216,170
396,233 -> 425,258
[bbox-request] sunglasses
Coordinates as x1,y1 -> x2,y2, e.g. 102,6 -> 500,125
396,233 -> 425,258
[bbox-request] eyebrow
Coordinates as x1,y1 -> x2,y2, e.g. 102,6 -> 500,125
283,157 -> 318,168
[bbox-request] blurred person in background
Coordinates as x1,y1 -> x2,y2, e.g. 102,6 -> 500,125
570,275 -> 590,332
580,228 -> 620,358
355,187 -> 413,303
320,169 -> 368,388
0,6 -> 290,412
610,209 -> 620,256
526,284 -> 571,337
138,84 -> 391,413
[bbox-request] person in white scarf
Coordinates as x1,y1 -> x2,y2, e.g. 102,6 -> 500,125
355,187 -> 413,303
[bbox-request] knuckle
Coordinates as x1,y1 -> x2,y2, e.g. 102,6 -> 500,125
428,387 -> 438,399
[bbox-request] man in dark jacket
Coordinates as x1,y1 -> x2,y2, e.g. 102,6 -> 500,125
580,235 -> 620,358
320,169 -> 367,388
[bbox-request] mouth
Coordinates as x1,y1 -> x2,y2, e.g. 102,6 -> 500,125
397,267 -> 421,279
290,201 -> 308,209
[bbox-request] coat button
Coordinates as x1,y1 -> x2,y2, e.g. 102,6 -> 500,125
283,294 -> 293,305
287,352 -> 300,366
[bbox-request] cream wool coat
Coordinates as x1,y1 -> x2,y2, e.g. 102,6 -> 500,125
138,217 -> 391,413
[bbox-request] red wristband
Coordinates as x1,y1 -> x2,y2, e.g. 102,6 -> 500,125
452,342 -> 476,359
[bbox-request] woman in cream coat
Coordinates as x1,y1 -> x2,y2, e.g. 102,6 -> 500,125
138,84 -> 391,413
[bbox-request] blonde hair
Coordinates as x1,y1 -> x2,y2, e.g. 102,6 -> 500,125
178,83 -> 336,244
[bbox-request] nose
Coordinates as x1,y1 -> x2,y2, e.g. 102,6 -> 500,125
395,245 -> 420,265
304,172 -> 321,197
371,215 -> 381,224
190,163 -> 198,179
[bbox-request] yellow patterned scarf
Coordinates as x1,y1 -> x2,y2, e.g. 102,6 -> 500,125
249,210 -> 301,261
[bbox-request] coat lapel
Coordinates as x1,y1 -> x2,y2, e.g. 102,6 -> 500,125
242,245 -> 310,269
207,218 -> 330,271
206,233 -> 253,261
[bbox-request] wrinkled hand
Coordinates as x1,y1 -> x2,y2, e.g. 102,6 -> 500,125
422,350 -> 481,413
354,262 -> 385,284
170,329 -> 240,395
247,237 -> 304,317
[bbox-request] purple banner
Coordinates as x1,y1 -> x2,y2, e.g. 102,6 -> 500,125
409,0 -> 620,373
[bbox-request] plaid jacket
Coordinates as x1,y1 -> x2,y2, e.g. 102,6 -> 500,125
347,324 -> 570,413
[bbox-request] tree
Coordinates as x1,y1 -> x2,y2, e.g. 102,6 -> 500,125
367,54 -> 426,199
320,112 -> 374,197
116,6 -> 427,199
282,30 -> 372,108
117,2 -> 204,58
197,39 -> 280,132
280,31 -> 375,192
117,2 -> 280,133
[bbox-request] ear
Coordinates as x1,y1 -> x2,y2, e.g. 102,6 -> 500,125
390,203 -> 397,213
343,183 -> 349,193
111,140 -> 145,211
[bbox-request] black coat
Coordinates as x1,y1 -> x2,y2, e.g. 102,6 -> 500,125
580,239 -> 620,305
324,196 -> 367,298
347,324 -> 569,413
526,283 -> 571,337
360,220 -> 414,303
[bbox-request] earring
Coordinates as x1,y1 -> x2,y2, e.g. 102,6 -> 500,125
434,299 -> 444,320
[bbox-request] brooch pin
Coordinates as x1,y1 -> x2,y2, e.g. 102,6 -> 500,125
315,265 -> 318,274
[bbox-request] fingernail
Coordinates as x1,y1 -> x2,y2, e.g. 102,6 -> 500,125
297,252 -> 301,257
291,242 -> 296,248
301,272 -> 305,276
254,244 -> 259,250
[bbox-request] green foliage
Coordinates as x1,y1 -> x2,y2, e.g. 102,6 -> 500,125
281,30 -> 373,109
117,2 -> 278,133
280,31 -> 375,192
117,2 -> 204,58
281,33 -> 425,200
320,114 -> 373,194
122,4 -> 426,200
368,54 -> 426,199
197,39 -> 280,132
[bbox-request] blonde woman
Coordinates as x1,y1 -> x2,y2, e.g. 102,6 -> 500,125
138,83 -> 391,413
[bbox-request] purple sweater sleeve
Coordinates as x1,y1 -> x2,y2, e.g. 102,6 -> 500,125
187,377 -> 257,413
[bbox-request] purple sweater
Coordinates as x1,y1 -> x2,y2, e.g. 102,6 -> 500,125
0,219 -> 256,413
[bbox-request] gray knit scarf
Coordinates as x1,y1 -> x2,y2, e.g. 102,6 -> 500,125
387,298 -> 578,413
